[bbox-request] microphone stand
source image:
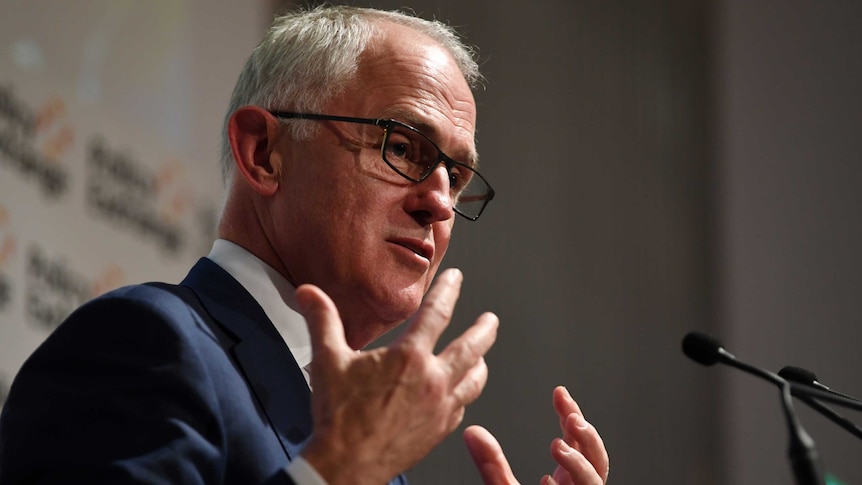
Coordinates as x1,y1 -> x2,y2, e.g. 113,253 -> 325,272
792,394 -> 862,441
681,332 -> 826,485
722,354 -> 826,485
780,382 -> 827,485
786,383 -> 862,441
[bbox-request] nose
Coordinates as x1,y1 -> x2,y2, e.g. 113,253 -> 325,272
404,164 -> 455,225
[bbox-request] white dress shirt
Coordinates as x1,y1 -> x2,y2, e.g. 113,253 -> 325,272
206,239 -> 325,485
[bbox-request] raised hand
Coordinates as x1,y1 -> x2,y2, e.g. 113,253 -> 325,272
547,386 -> 609,485
464,386 -> 609,485
296,268 -> 499,485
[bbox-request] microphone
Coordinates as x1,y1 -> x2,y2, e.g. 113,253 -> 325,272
779,366 -> 862,441
682,331 -> 825,485
779,366 -> 862,404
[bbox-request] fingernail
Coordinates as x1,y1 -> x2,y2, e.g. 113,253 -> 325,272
556,438 -> 573,455
574,413 -> 589,430
448,268 -> 462,282
541,475 -> 552,485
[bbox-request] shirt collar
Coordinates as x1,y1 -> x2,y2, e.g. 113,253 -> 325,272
206,239 -> 312,379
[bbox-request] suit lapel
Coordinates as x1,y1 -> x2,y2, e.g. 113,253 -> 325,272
180,258 -> 312,459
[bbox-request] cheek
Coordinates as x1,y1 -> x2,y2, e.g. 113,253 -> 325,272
329,184 -> 399,260
431,222 -> 454,269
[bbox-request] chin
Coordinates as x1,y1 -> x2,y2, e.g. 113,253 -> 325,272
389,284 -> 427,317
345,318 -> 405,350
345,292 -> 424,349
340,270 -> 435,344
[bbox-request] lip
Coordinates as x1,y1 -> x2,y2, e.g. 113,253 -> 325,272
387,237 -> 434,262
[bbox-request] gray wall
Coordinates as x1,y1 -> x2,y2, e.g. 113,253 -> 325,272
5,0 -> 858,483
717,1 -> 862,483
309,0 -> 862,483
305,1 -> 720,483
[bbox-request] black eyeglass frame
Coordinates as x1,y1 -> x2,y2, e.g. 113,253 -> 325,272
269,111 -> 495,221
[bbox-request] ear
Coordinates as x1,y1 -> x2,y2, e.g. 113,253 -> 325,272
227,105 -> 283,196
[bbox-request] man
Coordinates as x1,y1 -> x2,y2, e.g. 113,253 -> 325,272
0,6 -> 608,485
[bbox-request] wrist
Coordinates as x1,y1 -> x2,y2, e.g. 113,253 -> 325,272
301,437 -> 392,485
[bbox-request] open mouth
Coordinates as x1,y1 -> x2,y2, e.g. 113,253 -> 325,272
389,238 -> 433,261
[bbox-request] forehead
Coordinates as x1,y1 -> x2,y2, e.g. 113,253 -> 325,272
330,21 -> 478,163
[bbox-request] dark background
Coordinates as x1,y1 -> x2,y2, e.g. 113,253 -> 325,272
1,0 -> 858,483
273,1 -> 862,483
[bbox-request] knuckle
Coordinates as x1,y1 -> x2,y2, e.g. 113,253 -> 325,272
457,381 -> 479,405
392,342 -> 427,372
390,343 -> 451,396
458,336 -> 481,361
422,296 -> 454,322
422,371 -> 449,401
446,406 -> 466,431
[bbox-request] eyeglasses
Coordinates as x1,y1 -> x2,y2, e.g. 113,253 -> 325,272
269,111 -> 495,221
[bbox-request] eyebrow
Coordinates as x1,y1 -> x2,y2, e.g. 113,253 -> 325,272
383,108 -> 480,169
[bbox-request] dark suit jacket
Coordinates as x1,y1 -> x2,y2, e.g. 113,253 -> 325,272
0,258 -> 407,485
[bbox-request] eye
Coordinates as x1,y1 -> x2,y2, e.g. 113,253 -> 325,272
384,132 -> 415,161
448,165 -> 473,193
386,142 -> 409,159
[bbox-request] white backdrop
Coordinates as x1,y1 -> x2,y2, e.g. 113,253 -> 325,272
0,0 -> 266,405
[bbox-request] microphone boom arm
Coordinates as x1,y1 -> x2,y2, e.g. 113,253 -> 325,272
793,393 -> 862,440
790,383 -> 862,412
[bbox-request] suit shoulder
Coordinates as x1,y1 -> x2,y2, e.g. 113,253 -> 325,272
23,282 -> 215,370
73,281 -> 199,330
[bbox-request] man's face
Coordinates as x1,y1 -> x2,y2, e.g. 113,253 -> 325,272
271,23 -> 478,348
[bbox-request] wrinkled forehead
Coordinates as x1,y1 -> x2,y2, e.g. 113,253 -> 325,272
352,22 -> 479,164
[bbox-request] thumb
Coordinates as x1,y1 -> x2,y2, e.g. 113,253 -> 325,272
295,284 -> 349,362
463,425 -> 519,485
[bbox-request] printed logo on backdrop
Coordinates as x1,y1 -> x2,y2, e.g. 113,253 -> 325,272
86,136 -> 215,257
0,205 -> 14,313
26,244 -> 125,332
0,84 -> 72,198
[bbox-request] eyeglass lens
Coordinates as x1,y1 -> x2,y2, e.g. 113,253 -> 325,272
381,123 -> 488,218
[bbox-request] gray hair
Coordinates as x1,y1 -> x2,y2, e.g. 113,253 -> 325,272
218,5 -> 483,183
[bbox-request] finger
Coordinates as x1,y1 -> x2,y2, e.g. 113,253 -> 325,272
395,268 -> 463,352
551,466 -> 571,485
463,425 -> 519,485
553,386 -> 583,442
563,413 -> 609,483
451,356 -> 489,406
447,404 -> 467,433
439,311 -> 498,380
295,284 -> 351,363
550,438 -> 603,485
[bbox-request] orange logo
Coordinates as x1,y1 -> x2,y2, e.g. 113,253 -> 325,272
155,161 -> 194,224
35,97 -> 75,161
90,264 -> 126,297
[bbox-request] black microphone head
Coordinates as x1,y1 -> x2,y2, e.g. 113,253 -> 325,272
682,331 -> 725,366
779,366 -> 818,385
